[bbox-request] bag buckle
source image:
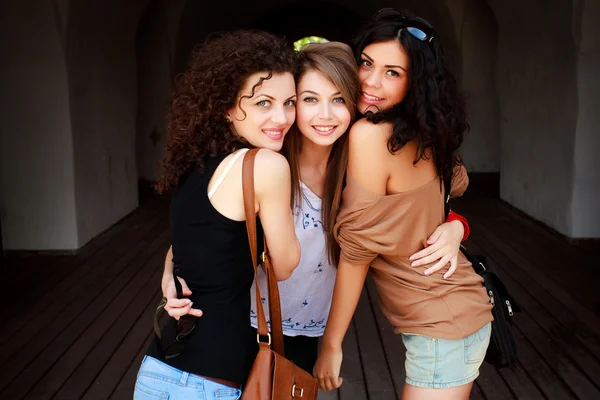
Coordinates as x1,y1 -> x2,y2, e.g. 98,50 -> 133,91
291,384 -> 304,398
257,333 -> 271,346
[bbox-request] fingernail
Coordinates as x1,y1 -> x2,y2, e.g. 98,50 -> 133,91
410,262 -> 415,267
424,270 -> 430,275
185,300 -> 191,305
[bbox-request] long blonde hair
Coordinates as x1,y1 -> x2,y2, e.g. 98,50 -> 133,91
282,42 -> 360,265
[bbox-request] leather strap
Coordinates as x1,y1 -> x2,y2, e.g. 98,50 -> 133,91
199,374 -> 240,389
242,148 -> 285,356
263,245 -> 285,357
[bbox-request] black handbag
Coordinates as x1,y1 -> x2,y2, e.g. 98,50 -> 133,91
443,177 -> 520,368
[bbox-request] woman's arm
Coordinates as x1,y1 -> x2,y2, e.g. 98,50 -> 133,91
314,120 -> 387,390
254,149 -> 301,281
313,258 -> 369,390
447,210 -> 470,241
408,165 -> 472,277
409,220 -> 465,278
161,246 -> 203,319
161,246 -> 175,296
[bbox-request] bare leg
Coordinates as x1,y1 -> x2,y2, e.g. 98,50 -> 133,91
401,382 -> 473,400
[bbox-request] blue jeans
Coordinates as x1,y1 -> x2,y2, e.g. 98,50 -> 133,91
134,356 -> 242,400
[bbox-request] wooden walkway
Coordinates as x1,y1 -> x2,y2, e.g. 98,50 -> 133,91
1,176 -> 599,399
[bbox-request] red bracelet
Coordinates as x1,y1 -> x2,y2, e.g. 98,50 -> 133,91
446,211 -> 470,241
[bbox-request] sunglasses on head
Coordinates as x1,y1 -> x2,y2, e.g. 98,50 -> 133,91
372,8 -> 435,43
163,314 -> 196,359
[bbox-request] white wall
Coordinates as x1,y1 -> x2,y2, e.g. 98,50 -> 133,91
0,0 -> 78,250
66,0 -> 149,246
571,0 -> 600,238
488,0 -> 579,236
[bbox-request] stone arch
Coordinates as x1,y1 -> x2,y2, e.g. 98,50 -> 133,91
251,0 -> 363,44
174,0 -> 461,78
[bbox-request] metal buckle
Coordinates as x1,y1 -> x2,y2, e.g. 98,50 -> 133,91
256,333 -> 271,346
506,300 -> 514,316
291,384 -> 304,398
261,251 -> 266,263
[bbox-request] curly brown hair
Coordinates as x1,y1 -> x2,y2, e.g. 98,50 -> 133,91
155,30 -> 296,193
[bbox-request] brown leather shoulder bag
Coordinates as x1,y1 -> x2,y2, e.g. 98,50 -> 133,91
240,148 -> 318,400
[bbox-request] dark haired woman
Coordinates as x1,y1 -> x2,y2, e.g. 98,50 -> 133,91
314,10 -> 493,399
133,30 -> 300,400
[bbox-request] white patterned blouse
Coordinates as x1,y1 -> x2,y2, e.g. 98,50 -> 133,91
250,181 -> 337,337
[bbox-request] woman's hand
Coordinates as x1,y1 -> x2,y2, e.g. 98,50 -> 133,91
409,220 -> 464,278
313,343 -> 344,391
162,275 -> 203,320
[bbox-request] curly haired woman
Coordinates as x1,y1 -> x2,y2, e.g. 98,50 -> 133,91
133,31 -> 301,400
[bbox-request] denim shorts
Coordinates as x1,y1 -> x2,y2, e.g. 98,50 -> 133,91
134,356 -> 242,400
401,322 -> 491,389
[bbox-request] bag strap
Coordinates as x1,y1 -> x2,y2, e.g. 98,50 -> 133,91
442,175 -> 486,275
264,249 -> 285,356
241,148 -> 285,356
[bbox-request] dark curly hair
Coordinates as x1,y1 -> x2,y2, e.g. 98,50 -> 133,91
352,10 -> 468,183
155,30 -> 296,193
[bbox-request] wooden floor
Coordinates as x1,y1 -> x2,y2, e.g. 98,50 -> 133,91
1,177 -> 599,400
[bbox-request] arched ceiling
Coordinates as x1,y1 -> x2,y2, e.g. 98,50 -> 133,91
174,0 -> 460,76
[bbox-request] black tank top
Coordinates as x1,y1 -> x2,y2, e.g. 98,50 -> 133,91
147,153 -> 262,383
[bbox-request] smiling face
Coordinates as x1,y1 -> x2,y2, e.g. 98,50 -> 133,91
357,40 -> 410,114
228,71 -> 297,151
295,69 -> 352,148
